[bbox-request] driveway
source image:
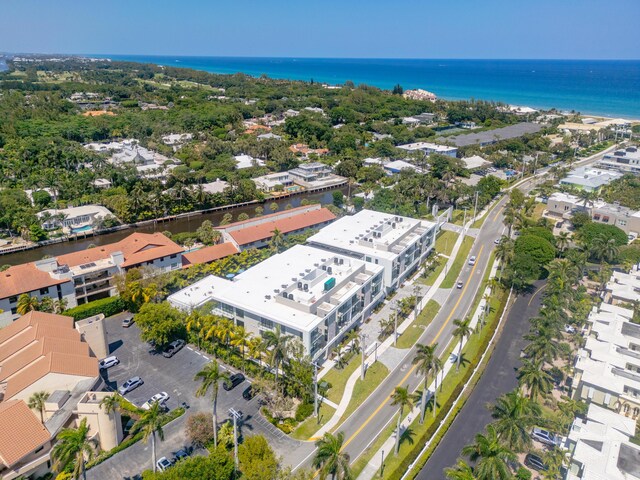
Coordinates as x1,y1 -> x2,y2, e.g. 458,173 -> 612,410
89,314 -> 304,479
416,281 -> 546,480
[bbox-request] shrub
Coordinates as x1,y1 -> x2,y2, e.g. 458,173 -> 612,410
186,412 -> 214,448
295,402 -> 314,422
64,296 -> 127,321
578,222 -> 628,247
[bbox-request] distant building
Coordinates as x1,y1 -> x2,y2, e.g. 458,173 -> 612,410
397,142 -> 458,158
252,172 -> 294,192
257,132 -> 282,141
599,147 -> 640,174
559,167 -> 623,192
162,133 -> 193,151
288,162 -> 333,183
437,123 -> 543,148
234,154 -> 265,170
383,160 -> 423,175
402,113 -> 436,125
199,179 -> 229,195
403,89 -> 437,102
461,155 -> 491,171
289,144 -> 329,158
37,205 -> 114,232
218,205 -> 336,251
92,178 -> 112,189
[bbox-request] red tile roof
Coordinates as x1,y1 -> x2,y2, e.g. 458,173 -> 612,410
182,243 -> 239,267
0,263 -> 69,300
0,400 -> 50,467
56,232 -> 182,269
0,311 -> 73,347
223,207 -> 336,246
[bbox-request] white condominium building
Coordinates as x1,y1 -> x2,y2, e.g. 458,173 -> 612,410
307,209 -> 438,292
168,245 -> 384,359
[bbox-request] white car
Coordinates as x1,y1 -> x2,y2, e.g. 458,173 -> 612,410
99,356 -> 119,370
468,256 -> 476,266
142,392 -> 169,410
156,456 -> 173,472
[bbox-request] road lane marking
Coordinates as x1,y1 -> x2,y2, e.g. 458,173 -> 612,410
340,245 -> 485,453
528,284 -> 547,306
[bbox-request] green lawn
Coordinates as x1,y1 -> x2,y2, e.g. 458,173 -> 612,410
441,236 -> 474,288
435,230 -> 458,256
396,300 -> 440,349
417,256 -> 445,287
291,403 -> 336,440
531,203 -> 546,221
339,361 -> 389,425
322,355 -> 361,404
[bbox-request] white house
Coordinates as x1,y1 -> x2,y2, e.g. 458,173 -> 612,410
37,205 -> 114,232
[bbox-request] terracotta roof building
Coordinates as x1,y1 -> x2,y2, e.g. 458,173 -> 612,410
218,204 -> 336,251
182,243 -> 239,268
0,400 -> 51,474
0,233 -> 183,327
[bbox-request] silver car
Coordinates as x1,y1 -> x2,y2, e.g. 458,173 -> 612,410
118,376 -> 144,395
531,427 -> 560,446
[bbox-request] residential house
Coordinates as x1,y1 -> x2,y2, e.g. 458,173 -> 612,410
559,166 -> 623,192
599,147 -> 640,175
397,142 -> 458,158
234,154 -> 265,170
37,205 -> 114,233
252,172 -> 294,193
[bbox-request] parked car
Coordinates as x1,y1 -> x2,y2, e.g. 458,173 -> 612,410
524,453 -> 548,472
173,448 -> 189,463
99,356 -> 120,370
223,373 -> 245,391
468,256 -> 476,266
118,376 -> 144,395
142,392 -> 170,410
531,427 -> 561,447
122,315 -> 134,328
564,324 -> 577,334
156,457 -> 173,472
242,385 -> 255,401
456,281 -> 463,289
163,339 -> 186,358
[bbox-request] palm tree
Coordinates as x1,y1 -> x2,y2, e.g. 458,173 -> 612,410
445,459 -> 477,480
230,326 -> 252,372
194,361 -> 229,448
269,227 -> 285,253
52,298 -> 68,314
518,359 -> 553,401
547,258 -> 578,293
17,294 -> 40,315
490,390 -> 541,452
556,231 -> 570,254
262,325 -> 292,389
412,343 -> 441,422
452,319 -> 472,372
461,425 -> 516,480
99,394 -> 122,446
577,189 -> 595,208
248,336 -> 266,367
51,418 -> 97,480
523,336 -> 559,365
131,402 -> 165,473
28,391 -> 49,423
391,386 -> 413,455
313,431 -> 352,480
591,235 -> 619,263
494,238 -> 514,279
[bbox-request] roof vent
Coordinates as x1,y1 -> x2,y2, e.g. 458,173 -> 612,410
265,295 -> 271,300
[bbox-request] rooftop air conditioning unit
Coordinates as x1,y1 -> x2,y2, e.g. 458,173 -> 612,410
282,292 -> 288,298
334,258 -> 339,264
298,282 -> 303,289
304,284 -> 309,291
265,295 -> 271,300
314,263 -> 320,267
274,289 -> 280,294
392,223 -> 396,228
305,268 -> 311,273
292,277 -> 297,282
282,284 -> 288,289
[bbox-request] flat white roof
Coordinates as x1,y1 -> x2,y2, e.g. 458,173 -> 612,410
397,142 -> 457,153
234,154 -> 265,169
384,160 -> 421,172
38,205 -> 113,219
168,245 -> 383,333
461,155 -> 491,170
308,209 -> 436,261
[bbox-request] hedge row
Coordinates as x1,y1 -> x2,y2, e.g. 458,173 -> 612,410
87,407 -> 186,469
387,289 -> 509,480
64,296 -> 127,321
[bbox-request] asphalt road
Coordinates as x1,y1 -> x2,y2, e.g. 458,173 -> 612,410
416,280 -> 546,480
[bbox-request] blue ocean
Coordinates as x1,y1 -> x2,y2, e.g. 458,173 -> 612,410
99,55 -> 640,118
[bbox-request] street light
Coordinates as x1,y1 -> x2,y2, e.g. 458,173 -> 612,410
412,284 -> 422,319
359,332 -> 367,380
312,361 -> 320,423
392,301 -> 399,347
228,408 -> 241,469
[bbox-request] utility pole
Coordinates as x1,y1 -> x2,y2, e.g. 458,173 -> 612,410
462,207 -> 468,231
472,190 -> 479,222
360,332 -> 367,380
392,301 -> 399,346
228,408 -> 241,470
412,284 -> 422,319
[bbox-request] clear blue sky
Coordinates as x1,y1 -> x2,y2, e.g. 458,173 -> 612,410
3,0 -> 639,59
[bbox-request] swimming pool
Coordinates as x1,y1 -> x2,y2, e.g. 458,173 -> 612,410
71,225 -> 93,233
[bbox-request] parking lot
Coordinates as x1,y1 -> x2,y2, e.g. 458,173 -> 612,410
89,313 -> 305,479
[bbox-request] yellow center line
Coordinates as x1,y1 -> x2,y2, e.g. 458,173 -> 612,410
339,245 -> 485,452
528,284 -> 547,306
492,205 -> 504,222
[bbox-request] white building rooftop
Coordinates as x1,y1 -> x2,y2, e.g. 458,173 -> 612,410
396,142 -> 457,154
461,155 -> 491,170
234,154 -> 265,169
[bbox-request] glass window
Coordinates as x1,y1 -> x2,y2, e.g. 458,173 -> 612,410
39,287 -> 49,295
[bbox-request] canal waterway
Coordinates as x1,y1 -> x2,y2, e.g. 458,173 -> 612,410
1,188 -> 344,266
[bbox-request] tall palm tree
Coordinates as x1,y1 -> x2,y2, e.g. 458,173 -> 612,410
131,402 -> 165,473
230,326 -> 252,372
490,390 -> 541,452
262,325 -> 292,389
391,386 -> 413,455
547,258 -> 578,293
556,231 -> 570,254
194,361 -> 229,448
313,431 -> 352,480
28,391 -> 49,423
518,359 -> 553,401
494,238 -> 514,279
452,318 -> 472,372
461,425 -> 516,480
269,227 -> 285,253
17,294 -> 40,315
51,418 -> 97,480
523,336 -> 559,365
591,235 -> 619,263
99,394 -> 122,446
52,298 -> 68,314
445,459 -> 477,480
412,343 -> 441,422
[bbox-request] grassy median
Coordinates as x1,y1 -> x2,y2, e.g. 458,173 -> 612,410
396,300 -> 440,349
441,236 -> 474,288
